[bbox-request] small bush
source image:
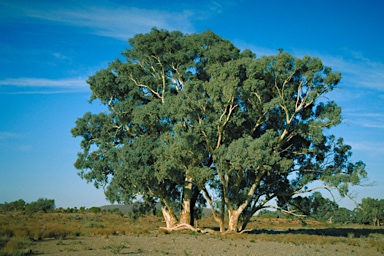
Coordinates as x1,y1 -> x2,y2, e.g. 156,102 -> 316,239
2,237 -> 33,255
89,207 -> 101,214
109,244 -> 126,254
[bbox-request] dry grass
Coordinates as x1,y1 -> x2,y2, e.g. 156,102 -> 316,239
1,212 -> 383,255
0,212 -> 161,241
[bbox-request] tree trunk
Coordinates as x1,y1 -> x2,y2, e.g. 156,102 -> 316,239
190,186 -> 200,227
179,175 -> 193,225
240,211 -> 254,232
161,207 -> 178,229
201,187 -> 225,232
228,209 -> 241,232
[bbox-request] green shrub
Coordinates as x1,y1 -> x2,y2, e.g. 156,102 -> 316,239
24,198 -> 55,214
89,207 -> 101,214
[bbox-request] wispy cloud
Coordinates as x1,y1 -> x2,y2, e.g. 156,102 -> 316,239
17,145 -> 32,151
320,53 -> 384,92
53,52 -> 71,61
348,141 -> 384,155
0,77 -> 87,88
348,113 -> 384,129
1,1 -> 197,41
342,107 -> 384,129
233,40 -> 278,57
0,77 -> 89,94
0,132 -> 21,140
0,132 -> 32,151
235,41 -> 384,93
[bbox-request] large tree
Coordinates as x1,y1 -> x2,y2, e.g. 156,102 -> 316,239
72,28 -> 366,232
72,28 -> 239,229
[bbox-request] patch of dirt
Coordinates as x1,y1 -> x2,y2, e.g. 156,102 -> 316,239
31,233 -> 383,256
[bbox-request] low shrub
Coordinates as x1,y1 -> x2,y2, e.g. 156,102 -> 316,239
1,237 -> 33,255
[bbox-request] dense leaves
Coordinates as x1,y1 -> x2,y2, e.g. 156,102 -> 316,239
72,28 -> 366,232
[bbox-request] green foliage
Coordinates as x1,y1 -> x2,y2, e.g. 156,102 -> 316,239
0,200 -> 26,213
257,210 -> 284,218
24,198 -> 55,214
290,192 -> 338,221
355,197 -> 384,226
72,28 -> 367,232
88,207 -> 101,214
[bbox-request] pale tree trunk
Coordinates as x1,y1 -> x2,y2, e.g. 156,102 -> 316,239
179,175 -> 193,225
226,171 -> 265,232
161,207 -> 178,229
228,209 -> 241,232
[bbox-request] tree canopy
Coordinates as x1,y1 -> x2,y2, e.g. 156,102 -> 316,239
72,28 -> 367,232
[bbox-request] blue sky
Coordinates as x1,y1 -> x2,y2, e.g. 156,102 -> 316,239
0,0 -> 383,209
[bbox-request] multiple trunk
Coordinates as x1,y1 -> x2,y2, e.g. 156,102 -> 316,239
161,174 -> 198,229
161,207 -> 178,229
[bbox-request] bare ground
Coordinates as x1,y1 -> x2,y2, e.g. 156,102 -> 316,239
31,232 -> 383,256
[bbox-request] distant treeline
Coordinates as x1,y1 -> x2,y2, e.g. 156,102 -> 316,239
1,196 -> 383,226
258,194 -> 384,227
0,198 -> 55,214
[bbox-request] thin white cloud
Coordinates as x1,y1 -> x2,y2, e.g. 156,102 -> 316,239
348,141 -> 384,155
53,52 -> 71,61
236,42 -> 384,92
0,77 -> 87,88
233,40 -> 278,57
342,108 -> 384,129
0,77 -> 90,94
0,132 -> 21,140
0,132 -> 32,151
349,118 -> 384,129
294,48 -> 384,92
320,54 -> 384,92
17,145 -> 32,151
1,1 -> 196,41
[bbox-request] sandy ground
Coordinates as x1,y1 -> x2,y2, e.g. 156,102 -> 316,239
31,233 -> 383,256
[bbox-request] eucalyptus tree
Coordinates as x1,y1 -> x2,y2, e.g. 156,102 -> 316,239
72,28 -> 366,232
71,28 -> 239,228
182,51 -> 367,232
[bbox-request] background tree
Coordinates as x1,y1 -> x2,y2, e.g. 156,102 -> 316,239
288,192 -> 338,222
356,197 -> 384,226
25,198 -> 55,214
72,28 -> 367,232
0,199 -> 26,212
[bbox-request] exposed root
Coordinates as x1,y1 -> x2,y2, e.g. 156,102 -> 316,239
160,224 -> 215,234
239,229 -> 253,234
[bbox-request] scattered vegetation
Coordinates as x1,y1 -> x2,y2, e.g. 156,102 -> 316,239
0,198 -> 383,255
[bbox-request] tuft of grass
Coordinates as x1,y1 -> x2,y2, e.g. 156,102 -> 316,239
84,222 -> 104,228
2,237 -> 33,255
109,243 -> 126,254
83,245 -> 93,250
